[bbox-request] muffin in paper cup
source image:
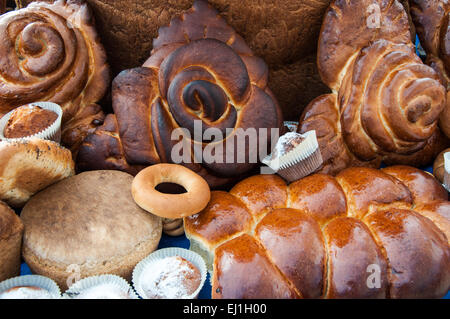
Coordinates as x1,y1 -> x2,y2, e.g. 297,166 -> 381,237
262,130 -> 323,183
62,274 -> 138,299
0,275 -> 61,299
0,101 -> 63,143
132,247 -> 207,299
443,152 -> 450,192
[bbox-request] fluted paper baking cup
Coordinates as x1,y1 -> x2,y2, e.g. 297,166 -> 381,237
262,130 -> 323,182
62,274 -> 138,299
0,275 -> 61,299
443,152 -> 450,192
132,247 -> 207,299
0,102 -> 63,143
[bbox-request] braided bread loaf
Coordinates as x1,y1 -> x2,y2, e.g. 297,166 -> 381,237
76,0 -> 283,188
0,0 -> 110,154
184,165 -> 450,298
297,0 -> 448,176
409,0 -> 450,140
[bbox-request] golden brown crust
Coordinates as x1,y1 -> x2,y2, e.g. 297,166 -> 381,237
131,164 -> 211,219
410,0 -> 450,139
212,234 -> 301,299
0,0 -> 110,154
0,201 -> 24,282
298,0 -> 447,174
0,138 -> 75,207
364,209 -> 450,298
382,165 -> 448,205
323,217 -> 389,298
185,166 -> 450,299
21,170 -> 162,290
77,0 -> 283,189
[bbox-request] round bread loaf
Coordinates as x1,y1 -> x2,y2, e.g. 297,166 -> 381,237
20,170 -> 162,290
184,166 -> 450,299
0,201 -> 23,282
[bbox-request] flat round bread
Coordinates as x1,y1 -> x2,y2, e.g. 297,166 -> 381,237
20,170 -> 162,290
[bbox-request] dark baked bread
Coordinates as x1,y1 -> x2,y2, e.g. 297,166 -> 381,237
0,0 -> 110,155
77,0 -> 283,188
0,201 -> 23,282
184,166 -> 450,299
297,0 -> 448,176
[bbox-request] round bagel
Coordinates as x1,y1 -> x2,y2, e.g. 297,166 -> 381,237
131,164 -> 211,219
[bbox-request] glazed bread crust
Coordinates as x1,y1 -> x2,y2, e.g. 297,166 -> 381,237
0,0 -> 110,154
77,0 -> 283,188
184,166 -> 450,299
297,0 -> 448,175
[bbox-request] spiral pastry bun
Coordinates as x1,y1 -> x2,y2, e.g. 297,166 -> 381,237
297,0 -> 448,175
0,0 -> 110,154
410,0 -> 450,139
77,0 -> 283,188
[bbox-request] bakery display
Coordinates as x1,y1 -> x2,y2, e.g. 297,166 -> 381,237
0,0 -> 110,154
132,164 -> 211,220
297,0 -> 448,176
76,0 -> 283,188
0,201 -> 23,282
409,0 -> 450,139
132,247 -> 207,299
0,274 -> 61,299
184,166 -> 450,298
1,0 -> 448,300
0,138 -> 75,207
62,274 -> 138,299
20,170 -> 162,290
262,131 -> 323,182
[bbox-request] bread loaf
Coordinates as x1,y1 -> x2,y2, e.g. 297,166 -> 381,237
77,0 -> 283,188
297,0 -> 448,176
409,0 -> 450,140
0,201 -> 23,282
184,166 -> 450,299
0,0 -> 110,154
0,138 -> 75,207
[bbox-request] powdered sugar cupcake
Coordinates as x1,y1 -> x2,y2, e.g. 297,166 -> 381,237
132,247 -> 207,299
0,275 -> 61,299
62,274 -> 138,299
262,130 -> 323,183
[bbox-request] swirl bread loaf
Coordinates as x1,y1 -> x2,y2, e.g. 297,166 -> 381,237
297,0 -> 448,176
77,0 -> 283,188
409,0 -> 450,140
184,165 -> 450,299
0,0 -> 110,154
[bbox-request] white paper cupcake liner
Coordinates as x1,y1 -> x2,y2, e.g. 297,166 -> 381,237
0,101 -> 63,143
262,130 -> 323,182
0,275 -> 61,299
443,152 -> 450,192
132,247 -> 207,299
62,274 -> 139,299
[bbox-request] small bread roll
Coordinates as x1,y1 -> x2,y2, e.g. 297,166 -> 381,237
0,138 -> 75,207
